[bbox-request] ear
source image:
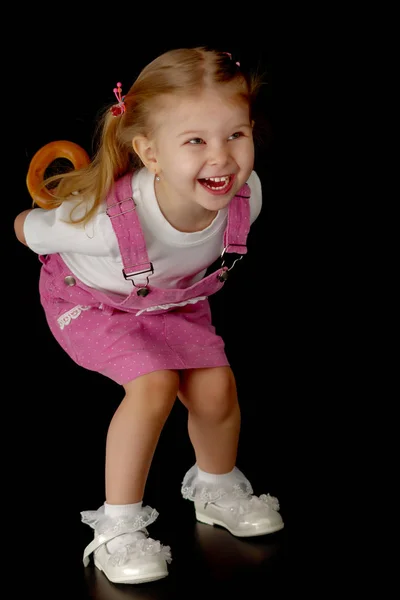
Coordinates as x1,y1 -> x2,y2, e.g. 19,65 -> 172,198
132,136 -> 158,173
251,119 -> 255,128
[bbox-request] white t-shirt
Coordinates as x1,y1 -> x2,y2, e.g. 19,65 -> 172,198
24,168 -> 262,295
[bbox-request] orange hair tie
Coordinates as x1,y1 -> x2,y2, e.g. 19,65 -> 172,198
26,140 -> 90,209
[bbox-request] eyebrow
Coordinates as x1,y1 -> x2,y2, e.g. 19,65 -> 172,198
177,124 -> 252,137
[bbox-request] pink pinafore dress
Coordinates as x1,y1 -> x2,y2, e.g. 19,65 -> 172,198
38,173 -> 251,384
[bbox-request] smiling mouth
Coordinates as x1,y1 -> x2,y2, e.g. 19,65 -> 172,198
198,175 -> 233,192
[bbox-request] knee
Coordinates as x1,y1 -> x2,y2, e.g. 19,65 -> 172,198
124,370 -> 180,418
189,369 -> 239,423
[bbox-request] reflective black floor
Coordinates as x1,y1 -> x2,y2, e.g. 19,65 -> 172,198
81,522 -> 287,600
73,500 -> 288,599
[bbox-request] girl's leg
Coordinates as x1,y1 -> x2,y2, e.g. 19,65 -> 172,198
82,369 -> 179,583
177,367 -> 284,538
177,366 -> 241,473
106,369 -> 180,504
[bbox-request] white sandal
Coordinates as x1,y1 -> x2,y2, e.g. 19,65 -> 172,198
81,505 -> 171,585
182,464 -> 284,537
195,493 -> 284,537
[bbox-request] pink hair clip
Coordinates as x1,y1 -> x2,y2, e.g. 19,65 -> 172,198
223,52 -> 240,67
110,82 -> 126,116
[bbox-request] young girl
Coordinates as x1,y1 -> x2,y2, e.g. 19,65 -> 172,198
14,47 -> 283,585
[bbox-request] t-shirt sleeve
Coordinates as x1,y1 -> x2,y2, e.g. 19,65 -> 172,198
23,199 -> 113,256
247,170 -> 262,224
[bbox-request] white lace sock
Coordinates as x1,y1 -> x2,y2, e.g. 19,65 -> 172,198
196,466 -> 244,506
196,466 -> 236,482
103,502 -> 144,554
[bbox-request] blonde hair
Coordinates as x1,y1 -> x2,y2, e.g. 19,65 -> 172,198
41,47 -> 264,225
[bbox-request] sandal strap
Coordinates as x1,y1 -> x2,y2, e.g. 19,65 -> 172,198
83,526 -> 139,566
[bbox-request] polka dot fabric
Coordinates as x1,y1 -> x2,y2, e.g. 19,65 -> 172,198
37,174 -> 251,385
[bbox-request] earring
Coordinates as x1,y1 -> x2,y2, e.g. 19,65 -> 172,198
155,175 -> 160,181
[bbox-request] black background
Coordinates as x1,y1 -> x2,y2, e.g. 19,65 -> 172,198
4,19 -> 333,590
8,34 -> 302,497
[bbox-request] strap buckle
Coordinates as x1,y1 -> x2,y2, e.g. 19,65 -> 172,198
123,264 -> 154,295
122,263 -> 154,280
106,197 -> 136,218
220,244 -> 246,270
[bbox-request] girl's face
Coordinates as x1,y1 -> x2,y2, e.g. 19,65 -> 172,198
143,87 -> 254,214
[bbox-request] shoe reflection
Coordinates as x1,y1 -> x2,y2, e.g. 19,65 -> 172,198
82,524 -> 285,597
84,566 -> 172,599
194,521 -> 285,575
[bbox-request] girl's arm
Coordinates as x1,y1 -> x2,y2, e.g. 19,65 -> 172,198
14,209 -> 33,246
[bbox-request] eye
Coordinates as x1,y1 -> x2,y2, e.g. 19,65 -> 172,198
228,132 -> 244,140
187,138 -> 204,145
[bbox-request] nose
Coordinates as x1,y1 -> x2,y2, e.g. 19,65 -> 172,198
206,142 -> 229,167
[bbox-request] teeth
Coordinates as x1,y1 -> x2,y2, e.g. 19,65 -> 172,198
205,176 -> 230,182
202,176 -> 231,191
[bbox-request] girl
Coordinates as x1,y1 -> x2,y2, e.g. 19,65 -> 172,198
14,47 -> 283,585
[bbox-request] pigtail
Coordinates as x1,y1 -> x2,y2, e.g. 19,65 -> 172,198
41,93 -> 135,225
91,108 -> 133,198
